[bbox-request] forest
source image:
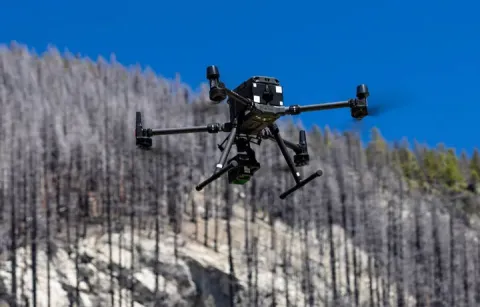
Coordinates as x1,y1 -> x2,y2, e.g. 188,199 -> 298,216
0,43 -> 479,306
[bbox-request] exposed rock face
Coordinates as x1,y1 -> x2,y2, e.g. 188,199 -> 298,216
0,195 -> 415,307
1,231 -> 212,307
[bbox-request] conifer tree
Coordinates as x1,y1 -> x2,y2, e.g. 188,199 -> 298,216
470,148 -> 480,175
442,148 -> 464,190
394,139 -> 420,182
421,149 -> 440,184
365,127 -> 388,169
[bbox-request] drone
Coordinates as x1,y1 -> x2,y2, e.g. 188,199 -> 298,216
135,65 -> 370,199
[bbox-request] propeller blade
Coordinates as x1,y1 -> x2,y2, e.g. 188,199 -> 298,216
366,89 -> 414,117
338,89 -> 415,139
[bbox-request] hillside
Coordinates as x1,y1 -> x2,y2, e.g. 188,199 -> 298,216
0,43 -> 479,307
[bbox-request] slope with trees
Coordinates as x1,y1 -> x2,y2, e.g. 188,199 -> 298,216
0,43 -> 479,306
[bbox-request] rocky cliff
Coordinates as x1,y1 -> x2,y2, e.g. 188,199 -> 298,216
1,190 -> 419,307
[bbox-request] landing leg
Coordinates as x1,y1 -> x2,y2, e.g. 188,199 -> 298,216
195,161 -> 239,191
196,125 -> 239,191
268,124 -> 323,199
214,126 -> 238,173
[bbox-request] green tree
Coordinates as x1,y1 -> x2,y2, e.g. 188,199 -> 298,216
468,169 -> 479,193
395,140 -> 420,181
421,149 -> 440,184
458,150 -> 470,179
365,127 -> 388,168
470,148 -> 480,174
471,169 -> 480,183
441,148 -> 464,190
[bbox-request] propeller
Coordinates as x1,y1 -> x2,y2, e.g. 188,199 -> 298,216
343,88 -> 415,137
366,88 -> 413,118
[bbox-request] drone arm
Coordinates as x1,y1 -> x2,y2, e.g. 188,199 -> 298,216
284,100 -> 352,115
144,123 -> 229,136
224,88 -> 254,109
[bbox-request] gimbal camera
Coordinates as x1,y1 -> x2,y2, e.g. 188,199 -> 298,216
136,65 -> 369,199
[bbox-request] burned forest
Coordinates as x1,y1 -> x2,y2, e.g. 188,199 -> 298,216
0,43 -> 479,307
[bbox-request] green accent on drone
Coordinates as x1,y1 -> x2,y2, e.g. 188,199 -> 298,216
232,177 -> 250,185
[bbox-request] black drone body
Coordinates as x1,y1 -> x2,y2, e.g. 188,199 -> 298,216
135,65 -> 370,199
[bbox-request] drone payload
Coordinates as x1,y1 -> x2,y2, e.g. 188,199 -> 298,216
135,65 -> 370,199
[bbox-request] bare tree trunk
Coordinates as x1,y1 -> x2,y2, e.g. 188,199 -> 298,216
29,149 -> 38,307
327,196 -> 338,303
9,139 -> 17,305
225,184 -> 236,307
449,209 -> 456,307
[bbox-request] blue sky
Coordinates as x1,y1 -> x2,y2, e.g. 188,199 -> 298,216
1,0 -> 479,154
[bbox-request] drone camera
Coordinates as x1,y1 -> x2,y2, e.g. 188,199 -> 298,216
227,155 -> 261,185
228,167 -> 255,185
227,140 -> 261,184
206,65 -> 227,103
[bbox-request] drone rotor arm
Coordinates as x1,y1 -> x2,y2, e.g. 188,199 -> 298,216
224,88 -> 255,109
284,100 -> 351,115
143,123 -> 229,137
135,111 -> 230,149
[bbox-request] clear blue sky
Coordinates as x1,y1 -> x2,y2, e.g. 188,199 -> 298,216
1,0 -> 479,154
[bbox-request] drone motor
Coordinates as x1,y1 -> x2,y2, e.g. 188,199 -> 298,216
207,65 -> 227,102
350,84 -> 370,119
135,112 -> 152,149
293,130 -> 309,167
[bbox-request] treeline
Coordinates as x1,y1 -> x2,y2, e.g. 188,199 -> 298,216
364,128 -> 479,194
